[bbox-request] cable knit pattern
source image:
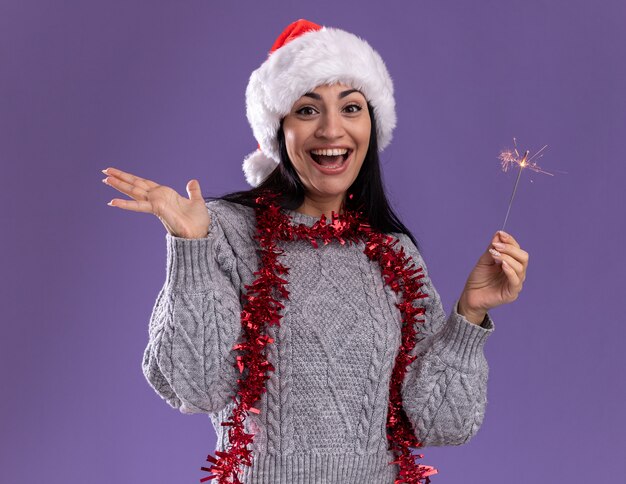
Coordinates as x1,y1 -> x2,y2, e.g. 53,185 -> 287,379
142,199 -> 495,483
353,251 -> 398,455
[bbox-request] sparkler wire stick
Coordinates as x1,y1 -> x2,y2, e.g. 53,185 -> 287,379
501,163 -> 524,231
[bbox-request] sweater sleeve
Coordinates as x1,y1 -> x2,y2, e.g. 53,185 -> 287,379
394,233 -> 495,447
141,202 -> 244,415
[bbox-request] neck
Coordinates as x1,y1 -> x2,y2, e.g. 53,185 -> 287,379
295,193 -> 347,218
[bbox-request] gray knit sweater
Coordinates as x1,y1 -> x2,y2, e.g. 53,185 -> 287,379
142,199 -> 495,483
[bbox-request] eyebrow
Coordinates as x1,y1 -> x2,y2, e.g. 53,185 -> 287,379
302,89 -> 362,100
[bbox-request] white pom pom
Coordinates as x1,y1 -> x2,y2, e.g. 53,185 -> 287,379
242,149 -> 279,187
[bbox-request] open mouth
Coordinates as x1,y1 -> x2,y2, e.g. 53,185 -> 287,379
309,149 -> 352,169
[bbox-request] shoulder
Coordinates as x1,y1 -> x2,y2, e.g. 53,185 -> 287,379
205,199 -> 258,249
386,232 -> 444,321
388,231 -> 417,256
205,198 -> 255,224
388,231 -> 431,277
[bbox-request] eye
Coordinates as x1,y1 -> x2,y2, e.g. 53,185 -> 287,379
343,103 -> 363,114
295,106 -> 318,116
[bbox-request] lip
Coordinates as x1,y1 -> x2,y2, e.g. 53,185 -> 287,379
308,149 -> 352,175
309,145 -> 352,151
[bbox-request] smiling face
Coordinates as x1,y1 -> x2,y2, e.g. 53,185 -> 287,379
282,82 -> 372,216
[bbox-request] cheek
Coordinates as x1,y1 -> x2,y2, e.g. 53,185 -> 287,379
283,133 -> 308,175
357,126 -> 372,156
363,119 -> 372,146
283,133 -> 297,161
356,119 -> 372,147
284,129 -> 303,156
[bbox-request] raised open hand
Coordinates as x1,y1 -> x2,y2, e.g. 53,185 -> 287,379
102,167 -> 211,239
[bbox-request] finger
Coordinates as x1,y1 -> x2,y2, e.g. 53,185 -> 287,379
498,252 -> 524,278
497,230 -> 521,249
102,167 -> 159,191
107,198 -> 153,213
103,175 -> 148,201
491,243 -> 529,268
489,248 -> 525,275
501,259 -> 522,290
488,249 -> 525,282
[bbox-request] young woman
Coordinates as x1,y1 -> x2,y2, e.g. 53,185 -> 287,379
102,19 -> 528,484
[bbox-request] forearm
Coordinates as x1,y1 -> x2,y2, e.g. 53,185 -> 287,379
142,233 -> 243,414
388,233 -> 495,445
402,302 -> 494,446
403,355 -> 489,447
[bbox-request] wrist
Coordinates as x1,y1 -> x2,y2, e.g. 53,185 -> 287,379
457,297 -> 487,325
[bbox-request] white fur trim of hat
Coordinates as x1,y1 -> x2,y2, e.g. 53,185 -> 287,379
242,19 -> 397,187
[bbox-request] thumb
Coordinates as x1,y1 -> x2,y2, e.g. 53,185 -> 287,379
186,179 -> 203,201
486,231 -> 501,251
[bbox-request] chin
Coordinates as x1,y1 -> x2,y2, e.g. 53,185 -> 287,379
310,180 -> 352,198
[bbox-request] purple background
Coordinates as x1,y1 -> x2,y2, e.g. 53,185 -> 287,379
2,0 -> 624,482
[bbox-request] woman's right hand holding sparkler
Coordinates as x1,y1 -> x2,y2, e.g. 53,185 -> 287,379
457,230 -> 529,324
101,167 -> 211,239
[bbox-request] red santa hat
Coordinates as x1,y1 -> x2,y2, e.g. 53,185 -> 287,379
242,19 -> 397,187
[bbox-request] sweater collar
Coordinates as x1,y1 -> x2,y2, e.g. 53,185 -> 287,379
280,207 -> 328,227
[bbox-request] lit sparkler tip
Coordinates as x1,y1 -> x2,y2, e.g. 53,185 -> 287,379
498,137 -> 553,231
498,140 -> 552,175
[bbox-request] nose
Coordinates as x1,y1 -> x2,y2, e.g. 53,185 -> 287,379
315,110 -> 345,140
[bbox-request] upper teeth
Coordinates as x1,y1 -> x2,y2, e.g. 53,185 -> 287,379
311,148 -> 348,156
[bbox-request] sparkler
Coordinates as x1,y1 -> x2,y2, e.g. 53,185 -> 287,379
498,137 -> 553,231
